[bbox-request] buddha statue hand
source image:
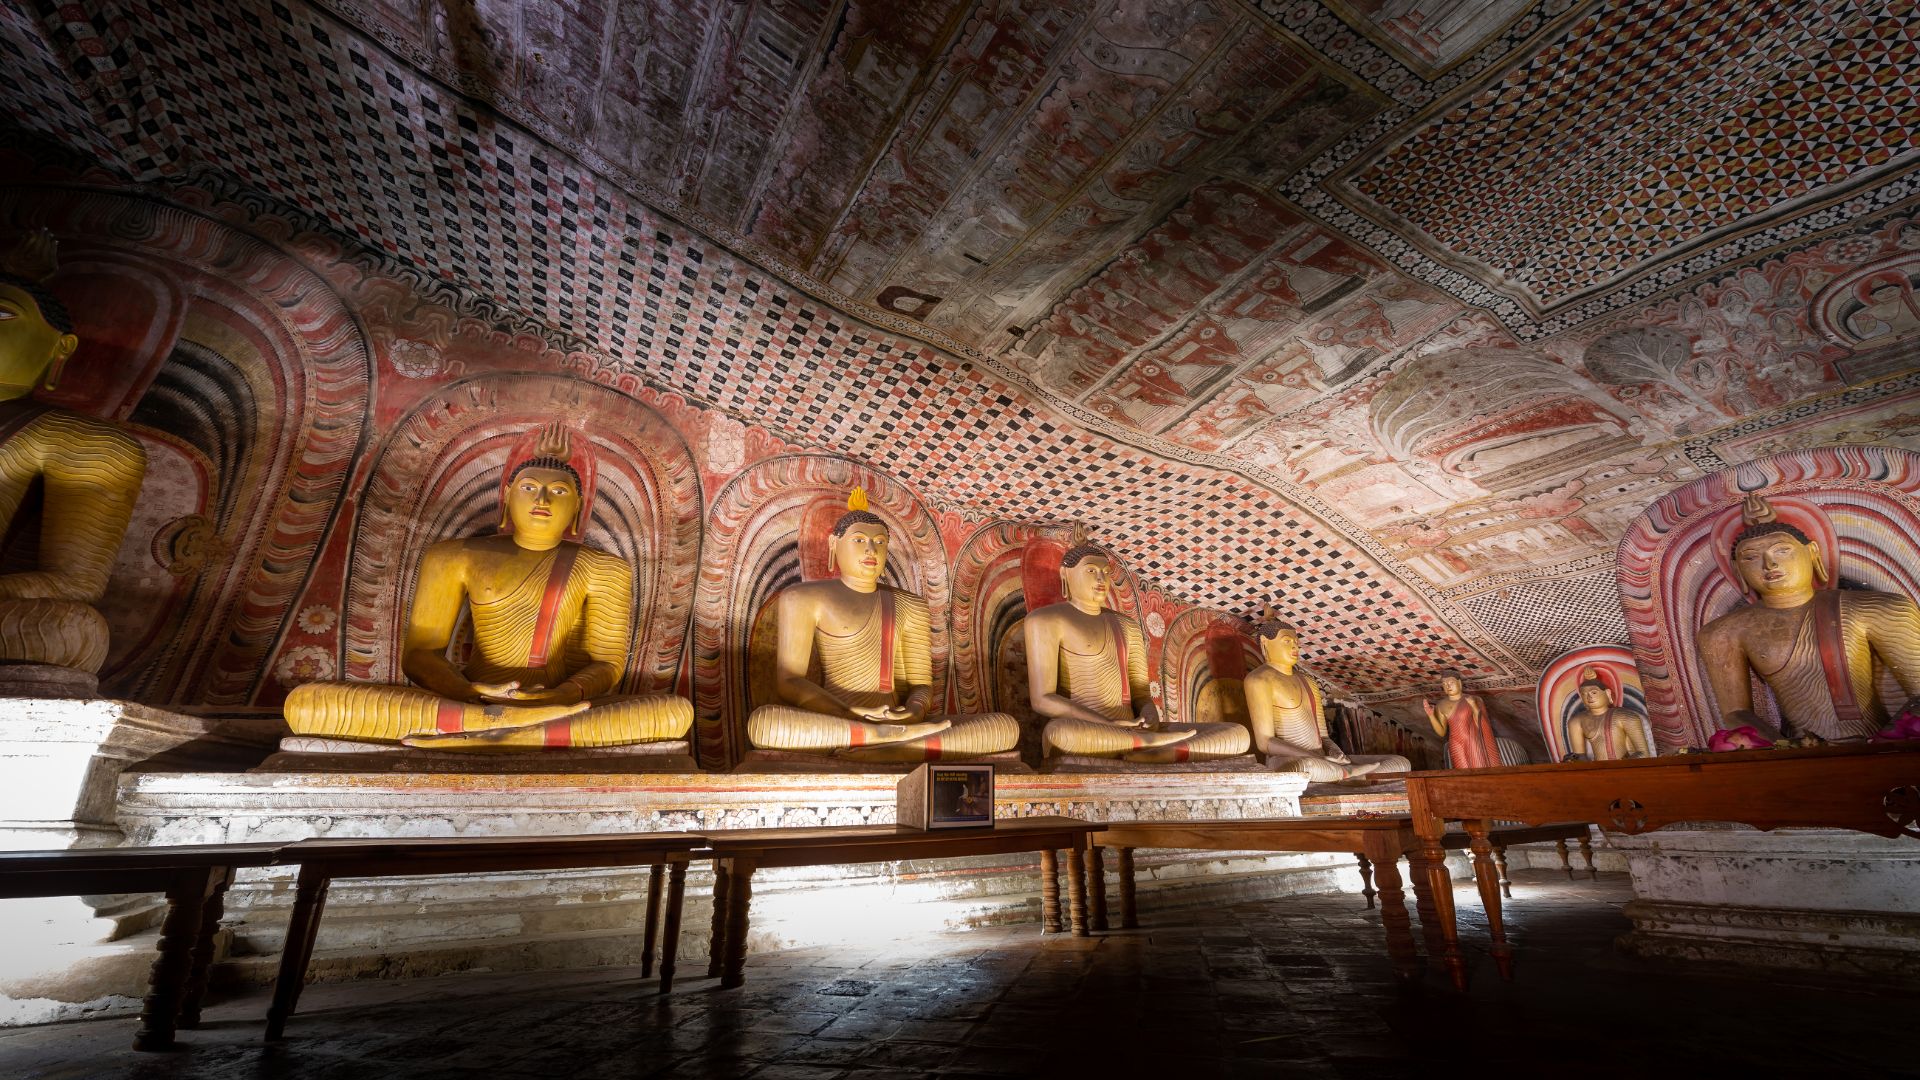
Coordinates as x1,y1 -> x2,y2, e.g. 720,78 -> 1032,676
1561,752 -> 1590,762
849,701 -> 918,723
1721,710 -> 1782,742
472,679 -> 585,706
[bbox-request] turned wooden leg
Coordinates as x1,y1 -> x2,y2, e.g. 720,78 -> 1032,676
706,860 -> 731,979
1117,847 -> 1138,930
1411,831 -> 1464,991
1088,845 -> 1108,932
1555,838 -> 1573,880
1579,832 -> 1597,880
1066,844 -> 1090,938
264,866 -> 331,1042
134,868 -> 213,1051
658,861 -> 687,996
1465,820 -> 1513,982
1039,850 -> 1062,934
1365,836 -> 1421,985
1493,843 -> 1513,900
721,860 -> 754,990
179,866 -> 233,1030
641,862 -> 664,979
1355,854 -> 1377,910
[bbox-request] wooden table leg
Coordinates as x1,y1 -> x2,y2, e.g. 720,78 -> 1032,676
1355,854 -> 1377,910
133,868 -> 212,1051
1066,843 -> 1090,938
641,862 -> 664,979
1578,832 -> 1597,880
1493,843 -> 1513,899
720,859 -> 754,990
1088,845 -> 1108,932
1465,819 -> 1513,981
1407,792 -> 1466,992
706,859 -> 731,979
179,865 -> 233,1030
264,866 -> 331,1042
1116,847 -> 1138,930
658,860 -> 687,996
1364,836 -> 1422,985
1039,849 -> 1061,934
1555,838 -> 1573,880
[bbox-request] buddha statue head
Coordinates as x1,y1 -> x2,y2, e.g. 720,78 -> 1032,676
826,487 -> 889,590
1729,491 -> 1828,607
1252,607 -> 1300,671
0,231 -> 78,401
1438,670 -> 1465,698
1577,667 -> 1614,715
498,424 -> 594,548
1058,538 -> 1114,613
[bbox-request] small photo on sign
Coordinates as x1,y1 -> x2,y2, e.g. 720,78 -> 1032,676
931,767 -> 994,826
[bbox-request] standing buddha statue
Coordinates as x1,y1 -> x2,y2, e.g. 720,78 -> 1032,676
1696,490 -> 1920,743
1423,671 -> 1498,769
1562,667 -> 1648,761
1244,612 -> 1409,780
745,489 -> 1020,762
285,424 -> 693,751
0,231 -> 148,679
1024,539 -> 1251,763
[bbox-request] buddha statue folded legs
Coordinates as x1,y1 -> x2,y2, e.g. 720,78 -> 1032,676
1243,613 -> 1407,780
283,425 -> 693,753
745,491 -> 1019,764
1027,543 -> 1252,764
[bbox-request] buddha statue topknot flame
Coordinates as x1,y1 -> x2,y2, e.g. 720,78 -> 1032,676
284,423 -> 693,751
744,487 -> 1020,762
1696,489 -> 1920,743
0,230 -> 148,679
1244,610 -> 1408,781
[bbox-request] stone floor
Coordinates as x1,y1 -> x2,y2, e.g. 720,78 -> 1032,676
4,869 -> 1913,1078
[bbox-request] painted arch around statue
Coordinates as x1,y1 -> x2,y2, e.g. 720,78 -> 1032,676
1161,607 -> 1260,730
1534,644 -> 1652,762
1617,445 -> 1920,749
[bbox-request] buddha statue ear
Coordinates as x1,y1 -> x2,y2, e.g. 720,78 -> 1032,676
40,333 -> 76,392
1808,539 -> 1831,586
826,541 -> 838,575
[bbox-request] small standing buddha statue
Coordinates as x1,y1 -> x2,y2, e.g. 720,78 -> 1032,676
1244,611 -> 1409,781
745,489 -> 1020,762
0,231 -> 148,681
285,424 -> 693,751
1562,667 -> 1648,762
1423,671 -> 1498,769
1024,537 -> 1251,763
1696,490 -> 1920,743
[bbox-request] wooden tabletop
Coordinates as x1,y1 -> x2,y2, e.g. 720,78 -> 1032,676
1380,740 -> 1920,781
702,815 -> 1098,868
0,842 -> 286,873
1093,816 -> 1417,854
278,832 -> 709,874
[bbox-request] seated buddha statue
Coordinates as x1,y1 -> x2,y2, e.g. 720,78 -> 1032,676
745,489 -> 1020,763
1423,672 -> 1498,769
1025,541 -> 1251,763
1696,491 -> 1920,743
1244,613 -> 1409,780
284,425 -> 693,751
0,231 -> 148,678
1562,668 -> 1649,761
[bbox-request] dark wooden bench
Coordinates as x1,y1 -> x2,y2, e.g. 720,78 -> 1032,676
265,832 -> 708,1040
0,842 -> 283,1050
701,815 -> 1102,990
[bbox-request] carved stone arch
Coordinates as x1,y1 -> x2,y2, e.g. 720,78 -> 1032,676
949,520 -> 1069,765
1161,607 -> 1259,729
0,187 -> 374,704
692,453 -> 948,769
341,374 -> 703,696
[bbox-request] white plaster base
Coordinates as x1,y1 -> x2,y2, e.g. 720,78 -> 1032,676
1610,827 -> 1920,976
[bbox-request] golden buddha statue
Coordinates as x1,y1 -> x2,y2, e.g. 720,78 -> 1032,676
1562,667 -> 1648,761
0,231 -> 148,676
284,425 -> 693,751
1423,672 -> 1498,769
1244,613 -> 1409,780
1025,541 -> 1251,763
1696,491 -> 1920,742
745,489 -> 1020,763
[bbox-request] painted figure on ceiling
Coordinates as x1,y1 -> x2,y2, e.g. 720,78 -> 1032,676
1245,612 -> 1409,781
0,231 -> 148,679
285,424 -> 693,750
746,489 -> 1021,762
1423,671 -> 1497,769
1696,490 -> 1920,744
1025,537 -> 1251,763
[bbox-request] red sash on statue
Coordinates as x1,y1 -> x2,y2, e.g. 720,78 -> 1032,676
1812,590 -> 1863,730
1108,612 -> 1131,708
526,545 -> 581,668
876,588 -> 896,694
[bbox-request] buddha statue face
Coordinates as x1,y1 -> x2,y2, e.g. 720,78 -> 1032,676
830,522 -> 889,589
504,465 -> 582,548
1733,529 -> 1823,606
1260,628 -> 1300,671
1578,682 -> 1612,715
0,281 -> 77,401
1061,555 -> 1112,610
1439,674 -> 1463,697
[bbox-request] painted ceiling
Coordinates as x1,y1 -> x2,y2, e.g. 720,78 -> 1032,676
2,0 -> 1917,699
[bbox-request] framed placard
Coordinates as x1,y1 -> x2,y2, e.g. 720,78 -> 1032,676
896,763 -> 995,830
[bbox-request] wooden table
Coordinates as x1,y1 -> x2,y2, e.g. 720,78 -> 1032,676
1351,821 -> 1595,909
1091,817 -> 1437,984
701,816 -> 1102,989
1393,742 -> 1920,991
265,832 -> 707,1039
0,842 -> 283,1050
